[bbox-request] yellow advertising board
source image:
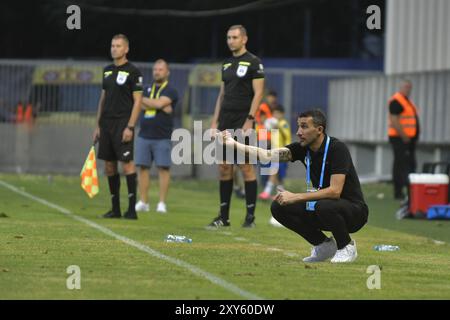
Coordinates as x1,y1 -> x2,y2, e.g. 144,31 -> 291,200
33,65 -> 103,85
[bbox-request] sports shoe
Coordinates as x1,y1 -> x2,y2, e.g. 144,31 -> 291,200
269,216 -> 284,228
242,214 -> 255,228
331,240 -> 357,263
302,237 -> 337,263
135,200 -> 150,212
206,216 -> 230,229
156,202 -> 167,213
101,210 -> 121,219
258,191 -> 271,200
123,210 -> 138,220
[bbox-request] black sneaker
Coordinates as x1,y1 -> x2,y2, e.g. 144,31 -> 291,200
123,210 -> 138,220
101,210 -> 121,219
206,216 -> 230,230
242,214 -> 255,228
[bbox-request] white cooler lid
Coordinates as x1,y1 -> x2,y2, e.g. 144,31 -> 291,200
409,173 -> 449,184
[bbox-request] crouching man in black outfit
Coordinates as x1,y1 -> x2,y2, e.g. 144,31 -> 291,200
219,109 -> 368,263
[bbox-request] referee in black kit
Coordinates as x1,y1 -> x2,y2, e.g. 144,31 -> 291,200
208,25 -> 265,229
93,34 -> 143,220
219,110 -> 368,263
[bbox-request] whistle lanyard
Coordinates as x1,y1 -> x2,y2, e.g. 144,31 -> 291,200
150,81 -> 168,99
306,136 -> 330,190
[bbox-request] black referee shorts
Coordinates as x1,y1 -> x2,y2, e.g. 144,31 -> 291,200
217,110 -> 255,164
218,110 -> 247,131
98,118 -> 134,162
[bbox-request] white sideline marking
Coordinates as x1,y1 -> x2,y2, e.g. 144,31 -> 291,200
284,252 -> 299,258
0,180 -> 263,300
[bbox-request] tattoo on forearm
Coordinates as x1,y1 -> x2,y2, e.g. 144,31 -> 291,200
274,148 -> 292,162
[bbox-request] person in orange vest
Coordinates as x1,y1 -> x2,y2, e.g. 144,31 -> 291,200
255,91 -> 275,143
388,79 -> 420,200
24,103 -> 33,123
16,102 -> 24,123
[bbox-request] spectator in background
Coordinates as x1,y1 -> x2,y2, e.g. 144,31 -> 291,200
256,90 -> 277,200
135,59 -> 178,214
271,106 -> 292,191
259,105 -> 292,201
387,79 -> 420,200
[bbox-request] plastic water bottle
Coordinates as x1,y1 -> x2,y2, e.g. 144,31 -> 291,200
373,245 -> 400,251
165,234 -> 192,243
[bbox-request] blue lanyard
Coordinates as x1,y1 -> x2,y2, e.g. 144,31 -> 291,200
306,136 -> 330,190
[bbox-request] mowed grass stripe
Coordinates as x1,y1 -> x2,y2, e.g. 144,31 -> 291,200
0,179 -> 263,300
1,174 -> 450,299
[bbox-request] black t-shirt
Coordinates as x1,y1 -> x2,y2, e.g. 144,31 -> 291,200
221,51 -> 264,112
138,83 -> 178,139
101,62 -> 143,121
286,136 -> 366,205
388,96 -> 420,139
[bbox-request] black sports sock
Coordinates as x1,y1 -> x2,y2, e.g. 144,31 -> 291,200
108,174 -> 121,214
245,180 -> 257,217
219,180 -> 233,221
126,173 -> 137,213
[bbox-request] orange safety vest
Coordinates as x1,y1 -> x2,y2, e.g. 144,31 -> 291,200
16,102 -> 24,123
24,103 -> 33,122
255,102 -> 272,141
388,92 -> 418,138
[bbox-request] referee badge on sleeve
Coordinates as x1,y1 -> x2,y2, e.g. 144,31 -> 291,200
116,71 -> 128,85
236,65 -> 248,77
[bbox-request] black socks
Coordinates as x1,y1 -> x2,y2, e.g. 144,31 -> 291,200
219,180 -> 233,221
126,173 -> 137,213
244,180 -> 257,217
108,174 -> 121,214
108,173 -> 137,214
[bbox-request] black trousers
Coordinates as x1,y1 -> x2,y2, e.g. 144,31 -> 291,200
389,137 -> 417,198
271,199 -> 368,249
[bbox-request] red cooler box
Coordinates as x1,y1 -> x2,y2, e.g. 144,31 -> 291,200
409,174 -> 449,217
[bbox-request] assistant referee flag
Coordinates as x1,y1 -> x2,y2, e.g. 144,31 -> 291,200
80,146 -> 99,198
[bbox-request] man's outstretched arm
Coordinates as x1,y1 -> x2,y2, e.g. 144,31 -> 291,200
220,131 -> 292,163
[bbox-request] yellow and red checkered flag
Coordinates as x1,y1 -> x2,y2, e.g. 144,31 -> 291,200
80,146 -> 99,198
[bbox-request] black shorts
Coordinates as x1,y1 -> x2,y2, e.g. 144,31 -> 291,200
218,110 -> 248,131
217,110 -> 256,164
98,118 -> 134,162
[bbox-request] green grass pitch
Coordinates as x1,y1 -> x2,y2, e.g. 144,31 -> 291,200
1,173 -> 450,299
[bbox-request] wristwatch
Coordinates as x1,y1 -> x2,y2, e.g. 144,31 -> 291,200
127,125 -> 135,131
247,114 -> 255,121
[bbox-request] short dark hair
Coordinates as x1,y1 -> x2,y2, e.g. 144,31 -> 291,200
112,34 -> 129,45
298,109 -> 327,132
154,58 -> 169,69
228,25 -> 247,37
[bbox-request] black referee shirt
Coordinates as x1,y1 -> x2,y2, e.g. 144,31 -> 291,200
221,51 -> 264,112
286,135 -> 367,205
101,62 -> 143,120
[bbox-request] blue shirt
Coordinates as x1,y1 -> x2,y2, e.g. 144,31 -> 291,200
138,83 -> 178,139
